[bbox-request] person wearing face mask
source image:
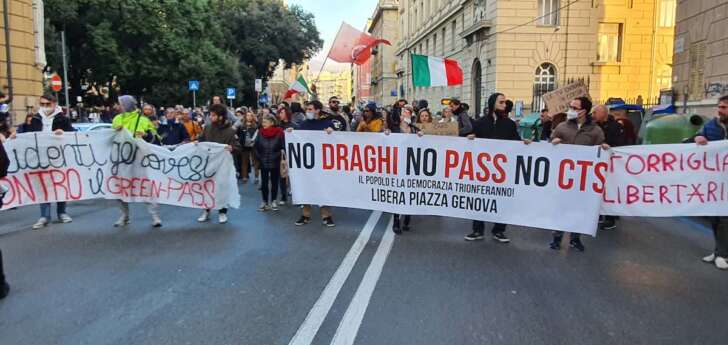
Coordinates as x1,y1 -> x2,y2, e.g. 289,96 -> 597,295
385,105 -> 422,234
20,94 -> 76,230
287,100 -> 338,228
464,93 -> 523,244
550,96 -> 608,252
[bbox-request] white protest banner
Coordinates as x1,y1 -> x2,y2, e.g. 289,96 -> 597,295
286,131 -> 608,235
601,141 -> 728,216
0,130 -> 239,210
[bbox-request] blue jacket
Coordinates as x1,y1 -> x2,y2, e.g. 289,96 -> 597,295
699,117 -> 727,141
158,120 -> 190,146
299,118 -> 337,131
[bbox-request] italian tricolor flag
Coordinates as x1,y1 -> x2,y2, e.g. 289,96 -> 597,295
411,54 -> 464,87
284,75 -> 312,99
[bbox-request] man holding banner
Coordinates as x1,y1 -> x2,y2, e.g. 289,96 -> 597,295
0,139 -> 9,299
550,97 -> 607,251
695,95 -> 728,270
24,94 -> 76,230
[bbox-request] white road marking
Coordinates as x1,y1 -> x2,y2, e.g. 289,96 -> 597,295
288,211 -> 383,345
329,216 -> 396,345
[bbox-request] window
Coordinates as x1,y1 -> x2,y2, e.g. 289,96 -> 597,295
688,41 -> 706,100
442,28 -> 446,55
658,0 -> 676,27
539,0 -> 560,26
452,20 -> 457,49
433,34 -> 437,56
426,38 -> 430,54
533,63 -> 557,111
597,23 -> 623,63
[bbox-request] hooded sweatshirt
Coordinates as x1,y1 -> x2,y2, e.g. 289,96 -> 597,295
29,105 -> 74,133
112,95 -> 157,140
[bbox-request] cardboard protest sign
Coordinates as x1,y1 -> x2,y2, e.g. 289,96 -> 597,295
419,122 -> 459,136
543,80 -> 589,116
0,130 -> 239,210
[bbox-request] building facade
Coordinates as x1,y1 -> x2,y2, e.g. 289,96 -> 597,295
269,59 -> 310,105
395,0 -> 675,117
1,0 -> 46,124
672,0 -> 728,116
307,70 -> 352,103
368,0 -> 400,106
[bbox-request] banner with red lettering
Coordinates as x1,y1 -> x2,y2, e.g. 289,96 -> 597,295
601,141 -> 728,216
0,130 -> 239,210
286,131 -> 607,235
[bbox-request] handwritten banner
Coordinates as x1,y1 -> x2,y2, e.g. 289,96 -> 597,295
286,131 -> 606,235
542,80 -> 589,116
601,141 -> 728,216
0,130 -> 239,210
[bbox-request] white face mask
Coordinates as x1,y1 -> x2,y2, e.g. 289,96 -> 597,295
305,112 -> 316,120
41,107 -> 53,115
403,117 -> 412,124
566,109 -> 579,120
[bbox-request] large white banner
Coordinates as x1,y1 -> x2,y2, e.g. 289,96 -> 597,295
0,130 -> 239,210
286,131 -> 608,235
602,141 -> 728,216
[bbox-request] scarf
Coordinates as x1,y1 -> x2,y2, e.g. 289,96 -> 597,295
260,126 -> 283,139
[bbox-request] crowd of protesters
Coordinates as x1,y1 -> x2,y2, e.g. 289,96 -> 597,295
1,90 -> 728,300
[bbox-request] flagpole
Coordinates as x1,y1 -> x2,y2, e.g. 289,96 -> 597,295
314,55 -> 329,85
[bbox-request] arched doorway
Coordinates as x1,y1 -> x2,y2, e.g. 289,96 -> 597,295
472,59 -> 482,117
532,63 -> 557,111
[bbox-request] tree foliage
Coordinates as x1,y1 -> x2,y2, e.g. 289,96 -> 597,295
44,0 -> 322,106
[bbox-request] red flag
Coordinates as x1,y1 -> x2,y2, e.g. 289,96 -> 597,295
328,22 -> 391,65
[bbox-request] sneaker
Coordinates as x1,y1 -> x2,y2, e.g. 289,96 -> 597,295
59,213 -> 73,223
322,217 -> 336,228
197,210 -> 210,222
393,222 -> 402,235
278,200 -> 286,206
715,257 -> 728,270
242,178 -> 249,184
218,213 -> 228,224
254,178 -> 260,185
601,220 -> 617,230
258,203 -> 269,212
270,201 -> 279,211
113,216 -> 130,227
295,216 -> 310,226
0,280 -> 9,300
569,238 -> 585,252
464,231 -> 484,241
549,237 -> 562,250
152,215 -> 162,228
703,253 -> 716,263
32,217 -> 48,230
492,232 -> 510,243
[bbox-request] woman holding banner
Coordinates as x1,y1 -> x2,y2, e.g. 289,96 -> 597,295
384,105 -> 422,234
356,102 -> 384,133
254,116 -> 285,212
0,138 -> 10,299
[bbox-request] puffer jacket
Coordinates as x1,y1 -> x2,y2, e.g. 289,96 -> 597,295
254,127 -> 284,170
551,118 -> 605,146
697,117 -> 727,141
199,120 -> 241,154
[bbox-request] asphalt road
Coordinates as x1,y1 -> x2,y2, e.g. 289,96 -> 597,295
0,182 -> 726,345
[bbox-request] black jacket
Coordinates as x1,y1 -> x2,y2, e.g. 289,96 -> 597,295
254,130 -> 284,170
158,120 -> 189,146
28,108 -> 75,133
598,115 -> 626,147
472,114 -> 521,141
0,140 -> 8,178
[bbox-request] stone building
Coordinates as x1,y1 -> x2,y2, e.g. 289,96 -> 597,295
308,70 -> 352,103
368,0 -> 400,106
672,0 -> 728,116
395,0 -> 676,116
0,0 -> 46,124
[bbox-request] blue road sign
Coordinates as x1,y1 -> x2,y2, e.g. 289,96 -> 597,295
188,80 -> 200,91
226,87 -> 236,99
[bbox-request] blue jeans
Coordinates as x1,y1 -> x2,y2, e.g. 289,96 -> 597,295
40,202 -> 67,219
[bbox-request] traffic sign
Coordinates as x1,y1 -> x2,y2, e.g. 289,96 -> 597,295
188,80 -> 200,91
51,74 -> 63,92
226,87 -> 236,99
255,79 -> 263,93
